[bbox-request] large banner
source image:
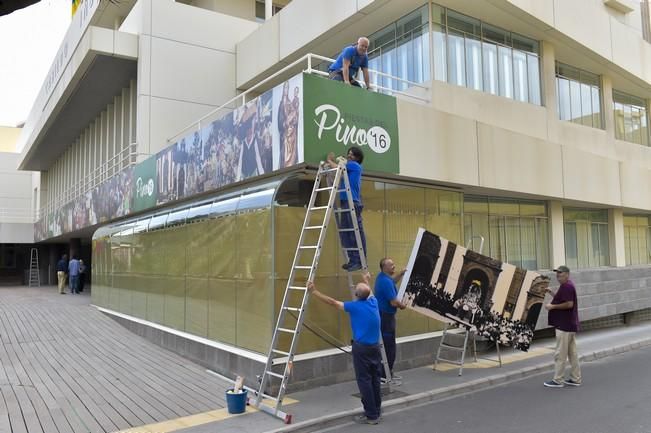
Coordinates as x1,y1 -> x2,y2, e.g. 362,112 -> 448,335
397,228 -> 550,351
155,74 -> 304,206
302,73 -> 399,173
34,72 -> 402,241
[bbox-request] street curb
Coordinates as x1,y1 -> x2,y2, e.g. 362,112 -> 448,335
268,337 -> 651,433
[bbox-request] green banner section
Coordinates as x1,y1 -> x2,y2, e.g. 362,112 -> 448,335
302,73 -> 399,173
132,155 -> 157,212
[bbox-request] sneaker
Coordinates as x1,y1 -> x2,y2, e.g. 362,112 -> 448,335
543,380 -> 564,388
354,415 -> 379,425
563,379 -> 582,387
346,263 -> 362,272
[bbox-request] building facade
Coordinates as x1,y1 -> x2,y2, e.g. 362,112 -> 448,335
16,0 -> 651,389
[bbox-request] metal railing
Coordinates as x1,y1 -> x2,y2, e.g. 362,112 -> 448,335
37,143 -> 144,222
168,52 -> 430,144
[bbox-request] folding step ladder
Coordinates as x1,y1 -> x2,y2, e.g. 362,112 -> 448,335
253,159 -> 390,423
28,248 -> 40,287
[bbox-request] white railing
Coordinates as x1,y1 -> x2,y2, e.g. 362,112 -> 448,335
168,52 -> 430,144
37,143 -> 145,222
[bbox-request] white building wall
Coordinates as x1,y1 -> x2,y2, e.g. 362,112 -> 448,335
120,0 -> 259,159
0,152 -> 35,243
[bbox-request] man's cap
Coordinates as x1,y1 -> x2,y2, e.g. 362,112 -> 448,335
553,265 -> 570,273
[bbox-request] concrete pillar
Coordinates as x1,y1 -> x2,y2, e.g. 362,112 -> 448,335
540,41 -> 559,143
601,75 -> 615,138
265,0 -> 272,20
49,245 -> 59,285
608,208 -> 626,267
69,238 -> 82,260
549,200 -> 566,268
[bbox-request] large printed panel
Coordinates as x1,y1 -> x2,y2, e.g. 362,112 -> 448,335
397,228 -> 549,351
302,73 -> 399,173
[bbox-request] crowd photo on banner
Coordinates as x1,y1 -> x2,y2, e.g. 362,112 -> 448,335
36,75 -> 304,241
398,229 -> 550,351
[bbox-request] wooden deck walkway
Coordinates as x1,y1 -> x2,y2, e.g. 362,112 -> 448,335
0,286 -> 230,433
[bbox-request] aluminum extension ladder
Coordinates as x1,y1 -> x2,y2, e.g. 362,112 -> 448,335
253,159 -> 390,423
28,248 -> 40,287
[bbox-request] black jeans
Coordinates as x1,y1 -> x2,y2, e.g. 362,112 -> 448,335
338,200 -> 367,265
329,71 -> 362,87
352,341 -> 382,420
380,312 -> 397,375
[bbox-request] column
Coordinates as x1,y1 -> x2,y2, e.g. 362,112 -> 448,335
548,200 -> 566,268
608,208 -> 626,267
540,41 -> 559,143
601,75 -> 615,138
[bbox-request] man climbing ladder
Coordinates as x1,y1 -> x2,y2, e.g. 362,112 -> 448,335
253,155 -> 388,423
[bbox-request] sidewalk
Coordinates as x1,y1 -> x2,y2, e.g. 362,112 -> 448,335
175,321 -> 651,433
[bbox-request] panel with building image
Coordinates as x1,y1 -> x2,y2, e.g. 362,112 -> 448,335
397,228 -> 549,351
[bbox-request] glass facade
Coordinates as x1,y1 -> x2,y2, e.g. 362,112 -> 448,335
623,215 -> 651,265
556,62 -> 602,128
93,175 -> 463,355
367,5 -> 431,91
463,197 -> 549,270
563,209 -> 610,269
614,90 -> 649,146
431,4 -> 541,104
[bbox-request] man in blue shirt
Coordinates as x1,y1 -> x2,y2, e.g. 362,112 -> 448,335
328,37 -> 371,89
327,146 -> 367,272
374,257 -> 406,382
68,256 -> 81,294
56,254 -> 68,294
308,274 -> 382,425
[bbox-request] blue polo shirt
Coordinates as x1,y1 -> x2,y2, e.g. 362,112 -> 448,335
340,160 -> 362,203
344,296 -> 380,345
329,45 -> 369,78
374,272 -> 398,314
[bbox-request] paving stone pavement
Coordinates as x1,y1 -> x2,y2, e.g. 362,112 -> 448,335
0,285 -> 231,433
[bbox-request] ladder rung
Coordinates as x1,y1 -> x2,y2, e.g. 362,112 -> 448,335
338,228 -> 355,232
294,266 -> 312,270
437,358 -> 462,365
278,328 -> 296,334
283,307 -> 301,312
266,371 -> 285,379
333,209 -> 350,213
440,343 -> 465,351
273,349 -> 291,356
305,225 -> 323,230
315,186 -> 334,192
342,247 -> 362,251
320,167 -> 339,173
310,206 -> 329,211
299,245 -> 318,249
289,286 -> 307,291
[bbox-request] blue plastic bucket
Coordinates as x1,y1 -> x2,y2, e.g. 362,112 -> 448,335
225,389 -> 248,414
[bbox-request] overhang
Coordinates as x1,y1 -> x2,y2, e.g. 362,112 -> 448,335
18,26 -> 138,171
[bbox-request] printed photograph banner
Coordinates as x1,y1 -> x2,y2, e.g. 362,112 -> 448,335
302,72 -> 399,173
397,228 -> 550,351
156,74 -> 304,206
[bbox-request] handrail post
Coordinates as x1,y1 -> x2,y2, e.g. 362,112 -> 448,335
307,54 -> 312,74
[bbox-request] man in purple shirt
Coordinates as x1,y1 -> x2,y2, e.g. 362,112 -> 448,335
543,265 -> 582,388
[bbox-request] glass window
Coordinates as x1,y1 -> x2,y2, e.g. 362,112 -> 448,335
624,215 -> 651,265
556,62 -> 602,128
613,90 -> 649,146
431,5 -> 541,104
563,208 -> 610,269
464,196 -> 549,270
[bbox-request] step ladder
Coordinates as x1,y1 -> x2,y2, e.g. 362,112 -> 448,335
28,248 -> 40,287
432,236 -> 501,376
253,159 -> 390,423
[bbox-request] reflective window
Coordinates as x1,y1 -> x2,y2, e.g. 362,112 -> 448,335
623,215 -> 651,265
464,196 -> 549,270
368,5 -> 430,91
556,63 -> 602,128
563,209 -> 609,269
431,4 -> 541,105
614,90 -> 649,146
